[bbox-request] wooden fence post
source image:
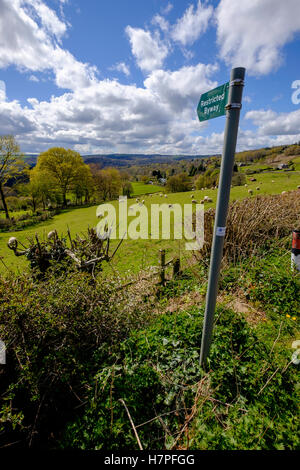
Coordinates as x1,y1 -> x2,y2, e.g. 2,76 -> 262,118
159,249 -> 166,285
172,257 -> 180,278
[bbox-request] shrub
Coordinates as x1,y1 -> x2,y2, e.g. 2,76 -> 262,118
196,191 -> 300,263
232,173 -> 246,186
0,269 -> 156,448
166,173 -> 191,193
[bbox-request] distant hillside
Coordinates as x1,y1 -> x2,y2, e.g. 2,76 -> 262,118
24,153 -> 212,168
83,153 -> 211,168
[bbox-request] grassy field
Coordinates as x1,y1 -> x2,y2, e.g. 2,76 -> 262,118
0,170 -> 299,274
131,181 -> 162,195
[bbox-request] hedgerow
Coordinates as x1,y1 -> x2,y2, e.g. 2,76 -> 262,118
0,268 -> 156,448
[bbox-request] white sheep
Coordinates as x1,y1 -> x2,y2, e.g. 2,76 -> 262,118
192,199 -> 197,204
248,189 -> 253,195
256,187 -> 260,190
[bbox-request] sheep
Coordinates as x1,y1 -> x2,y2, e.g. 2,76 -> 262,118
206,197 -> 213,203
164,194 -> 167,198
142,200 -> 145,204
168,204 -> 173,208
200,199 -> 204,204
192,199 -> 197,204
136,198 -> 139,202
190,194 -> 194,198
248,189 -> 253,195
244,184 -> 248,187
297,185 -> 300,189
281,191 -> 287,195
250,177 -> 256,182
203,195 -> 210,201
256,187 -> 260,190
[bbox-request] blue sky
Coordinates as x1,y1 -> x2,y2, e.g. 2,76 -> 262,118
0,0 -> 300,155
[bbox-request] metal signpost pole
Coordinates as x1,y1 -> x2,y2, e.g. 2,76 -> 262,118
200,67 -> 245,367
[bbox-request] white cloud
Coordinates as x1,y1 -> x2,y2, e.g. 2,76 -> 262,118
246,108 -> 300,136
29,74 -> 39,82
144,63 -> 218,112
0,60 -> 219,154
171,1 -> 213,46
216,0 -> 300,75
161,3 -> 173,15
29,0 -> 68,40
0,80 -> 6,101
125,26 -> 169,72
0,0 -> 97,90
2,0 -> 298,156
152,14 -> 169,33
243,96 -> 252,103
110,62 -> 130,77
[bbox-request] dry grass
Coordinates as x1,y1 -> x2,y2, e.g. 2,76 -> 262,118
196,190 -> 300,263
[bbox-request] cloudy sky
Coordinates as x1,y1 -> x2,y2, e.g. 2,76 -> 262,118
0,0 -> 300,155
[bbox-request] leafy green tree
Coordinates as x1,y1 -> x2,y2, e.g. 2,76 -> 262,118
73,165 -> 95,205
35,147 -> 86,207
22,167 -> 55,211
122,181 -> 133,197
166,173 -> 191,193
0,135 -> 26,219
92,167 -> 122,201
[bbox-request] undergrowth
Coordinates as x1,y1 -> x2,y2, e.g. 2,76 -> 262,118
62,306 -> 299,450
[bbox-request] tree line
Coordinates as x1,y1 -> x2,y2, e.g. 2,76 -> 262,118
0,136 -> 133,220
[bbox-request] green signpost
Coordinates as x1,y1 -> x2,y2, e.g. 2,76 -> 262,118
197,82 -> 229,121
197,68 -> 245,367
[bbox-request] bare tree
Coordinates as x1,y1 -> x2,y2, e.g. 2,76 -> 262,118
0,135 -> 24,219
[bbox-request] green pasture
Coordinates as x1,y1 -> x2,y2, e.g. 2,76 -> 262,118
0,170 -> 299,274
131,181 -> 161,195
